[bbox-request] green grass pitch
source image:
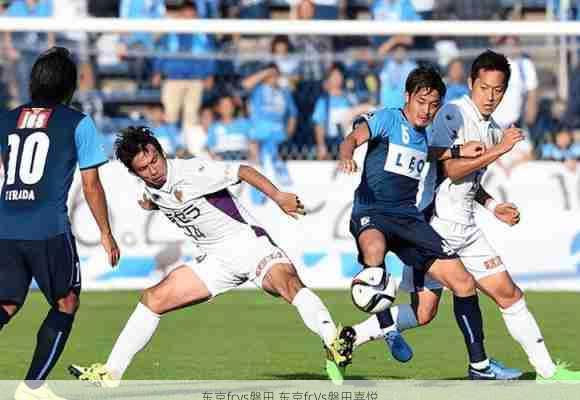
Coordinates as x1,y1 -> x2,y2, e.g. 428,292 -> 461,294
0,290 -> 578,380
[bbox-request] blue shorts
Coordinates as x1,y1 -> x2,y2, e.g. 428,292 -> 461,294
0,232 -> 81,306
350,210 -> 457,272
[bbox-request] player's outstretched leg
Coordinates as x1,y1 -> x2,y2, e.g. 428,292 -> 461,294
478,271 -> 580,381
69,265 -> 212,386
261,262 -> 351,384
428,259 -> 521,380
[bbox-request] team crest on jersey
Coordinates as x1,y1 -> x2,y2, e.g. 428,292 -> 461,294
175,190 -> 183,202
16,108 -> 53,129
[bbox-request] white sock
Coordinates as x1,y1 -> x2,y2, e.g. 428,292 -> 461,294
292,288 -> 337,348
354,304 -> 419,347
106,302 -> 161,379
500,297 -> 556,378
353,315 -> 382,347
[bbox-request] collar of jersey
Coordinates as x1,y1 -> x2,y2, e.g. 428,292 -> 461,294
461,95 -> 492,124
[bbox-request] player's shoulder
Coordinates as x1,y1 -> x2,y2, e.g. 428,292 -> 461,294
434,100 -> 465,129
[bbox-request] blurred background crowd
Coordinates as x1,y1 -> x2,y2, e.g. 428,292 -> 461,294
0,0 -> 579,176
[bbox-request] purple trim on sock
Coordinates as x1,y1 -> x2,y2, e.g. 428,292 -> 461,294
205,189 -> 275,244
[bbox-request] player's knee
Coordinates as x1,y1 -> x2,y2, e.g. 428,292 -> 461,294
360,243 -> 386,267
268,266 -> 304,303
449,271 -> 476,297
494,284 -> 523,309
416,303 -> 438,326
141,287 -> 166,314
56,292 -> 80,315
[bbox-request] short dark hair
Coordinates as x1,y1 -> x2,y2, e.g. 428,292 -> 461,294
29,46 -> 77,104
470,50 -> 511,87
405,66 -> 446,100
115,126 -> 165,173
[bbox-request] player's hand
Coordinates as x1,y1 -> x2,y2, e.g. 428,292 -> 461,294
338,159 -> 359,174
274,192 -> 306,219
101,232 -> 120,267
499,127 -> 524,154
461,141 -> 485,158
138,193 -> 159,211
494,202 -> 520,226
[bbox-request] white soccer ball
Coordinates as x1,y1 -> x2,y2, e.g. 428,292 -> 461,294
350,267 -> 397,314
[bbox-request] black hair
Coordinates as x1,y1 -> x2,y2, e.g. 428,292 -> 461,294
29,46 -> 77,104
115,126 -> 165,173
405,65 -> 446,100
470,50 -> 511,87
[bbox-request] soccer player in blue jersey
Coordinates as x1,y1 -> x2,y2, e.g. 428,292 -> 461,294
336,66 -> 513,379
0,47 -> 120,400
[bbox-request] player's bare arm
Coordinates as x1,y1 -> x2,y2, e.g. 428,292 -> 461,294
441,128 -> 525,182
474,186 -> 520,226
338,123 -> 370,174
81,167 -> 120,267
238,165 -> 305,219
428,140 -> 485,161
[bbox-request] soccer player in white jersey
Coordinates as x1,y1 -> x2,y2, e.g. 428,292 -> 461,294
350,50 -> 580,381
69,126 -> 351,384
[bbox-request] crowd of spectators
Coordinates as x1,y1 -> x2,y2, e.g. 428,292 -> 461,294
0,0 -> 578,175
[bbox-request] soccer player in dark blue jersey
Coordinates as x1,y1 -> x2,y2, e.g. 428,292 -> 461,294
337,66 -> 510,379
0,47 -> 120,400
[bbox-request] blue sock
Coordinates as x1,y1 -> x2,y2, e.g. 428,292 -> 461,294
453,294 -> 487,364
376,308 -> 395,329
25,309 -> 74,388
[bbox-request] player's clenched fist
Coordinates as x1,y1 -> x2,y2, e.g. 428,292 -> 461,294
494,202 -> 520,226
338,159 -> 359,174
461,141 -> 486,158
274,191 -> 306,219
499,127 -> 524,154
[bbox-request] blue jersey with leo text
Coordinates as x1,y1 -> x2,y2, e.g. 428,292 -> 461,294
0,103 -> 108,240
353,108 -> 429,217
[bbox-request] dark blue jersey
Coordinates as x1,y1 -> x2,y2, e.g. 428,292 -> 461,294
0,104 -> 107,239
353,108 -> 429,217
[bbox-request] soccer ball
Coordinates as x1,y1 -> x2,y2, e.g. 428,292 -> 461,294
350,267 -> 396,314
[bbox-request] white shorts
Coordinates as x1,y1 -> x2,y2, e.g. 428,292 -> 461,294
400,216 -> 506,293
188,236 -> 291,297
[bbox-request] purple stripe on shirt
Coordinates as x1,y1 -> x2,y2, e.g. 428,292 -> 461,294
205,189 -> 275,245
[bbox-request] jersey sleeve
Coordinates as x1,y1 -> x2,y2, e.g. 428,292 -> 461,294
206,124 -> 217,149
358,108 -> 393,140
286,90 -> 298,118
522,58 -> 539,92
429,104 -> 463,147
312,97 -> 326,126
74,115 -> 108,170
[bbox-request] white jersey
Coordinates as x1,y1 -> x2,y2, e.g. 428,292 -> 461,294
144,158 -> 266,251
424,95 -> 503,225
